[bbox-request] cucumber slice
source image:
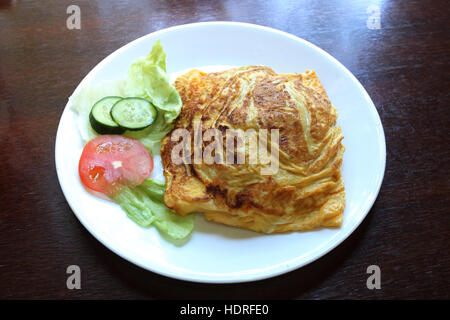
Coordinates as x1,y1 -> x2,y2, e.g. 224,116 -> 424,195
89,96 -> 125,134
110,98 -> 158,131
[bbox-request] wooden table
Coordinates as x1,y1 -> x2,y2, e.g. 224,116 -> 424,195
1,0 -> 449,299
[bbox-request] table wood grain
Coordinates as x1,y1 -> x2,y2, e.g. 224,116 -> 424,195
0,0 -> 449,299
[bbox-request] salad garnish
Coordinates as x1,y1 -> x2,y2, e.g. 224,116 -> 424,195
72,41 -> 193,241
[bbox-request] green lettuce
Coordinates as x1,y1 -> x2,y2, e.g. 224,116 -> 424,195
70,40 -> 181,154
114,179 -> 194,240
125,41 -> 181,124
70,42 -> 193,241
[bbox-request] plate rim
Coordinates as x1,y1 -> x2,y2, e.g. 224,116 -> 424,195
55,21 -> 386,283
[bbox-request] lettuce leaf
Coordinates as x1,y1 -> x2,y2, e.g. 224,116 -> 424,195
70,40 -> 181,154
125,41 -> 181,123
70,42 -> 193,241
114,179 -> 194,240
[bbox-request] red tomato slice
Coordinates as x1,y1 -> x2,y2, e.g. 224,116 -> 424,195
78,135 -> 153,196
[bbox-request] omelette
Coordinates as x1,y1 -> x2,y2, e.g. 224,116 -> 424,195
161,66 -> 345,233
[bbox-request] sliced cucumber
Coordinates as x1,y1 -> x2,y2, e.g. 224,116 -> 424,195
89,96 -> 125,134
110,97 -> 158,131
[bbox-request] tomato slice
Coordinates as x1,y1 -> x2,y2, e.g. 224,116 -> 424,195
78,135 -> 153,196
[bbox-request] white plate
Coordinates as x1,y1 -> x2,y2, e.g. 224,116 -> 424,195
55,22 -> 386,283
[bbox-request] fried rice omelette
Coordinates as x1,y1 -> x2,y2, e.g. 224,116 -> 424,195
161,65 -> 345,233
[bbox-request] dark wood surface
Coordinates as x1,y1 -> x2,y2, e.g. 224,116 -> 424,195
0,0 -> 449,299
